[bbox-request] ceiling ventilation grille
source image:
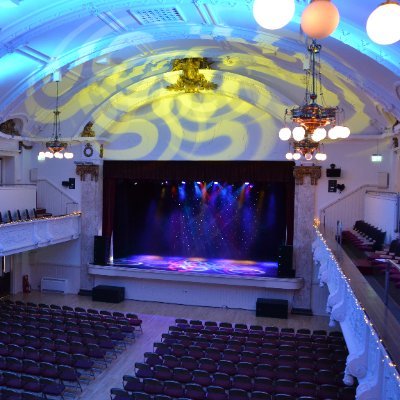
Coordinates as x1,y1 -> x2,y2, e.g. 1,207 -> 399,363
134,8 -> 183,24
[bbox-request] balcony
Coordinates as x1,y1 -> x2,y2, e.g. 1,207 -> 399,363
314,228 -> 400,399
0,213 -> 81,256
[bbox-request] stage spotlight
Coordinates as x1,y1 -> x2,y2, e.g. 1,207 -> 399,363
181,181 -> 186,184
214,181 -> 219,185
196,181 -> 201,185
244,182 -> 250,185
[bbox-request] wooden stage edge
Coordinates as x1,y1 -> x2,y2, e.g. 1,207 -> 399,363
88,264 -> 304,311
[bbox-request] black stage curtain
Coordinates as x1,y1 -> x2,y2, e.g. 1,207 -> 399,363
103,161 -> 295,247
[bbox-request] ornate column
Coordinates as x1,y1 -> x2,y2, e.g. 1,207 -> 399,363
292,165 -> 321,312
76,164 -> 102,290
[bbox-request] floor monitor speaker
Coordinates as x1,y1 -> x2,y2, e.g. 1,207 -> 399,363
92,285 -> 125,303
93,235 -> 110,265
256,298 -> 288,319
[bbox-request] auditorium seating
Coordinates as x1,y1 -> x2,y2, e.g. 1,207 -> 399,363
0,208 -> 53,224
342,220 -> 386,252
110,319 -> 356,400
0,299 -> 143,399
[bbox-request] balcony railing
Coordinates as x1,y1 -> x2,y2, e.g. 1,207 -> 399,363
313,228 -> 400,399
0,213 -> 81,256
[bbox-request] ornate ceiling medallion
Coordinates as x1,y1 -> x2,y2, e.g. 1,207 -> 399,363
166,57 -> 218,93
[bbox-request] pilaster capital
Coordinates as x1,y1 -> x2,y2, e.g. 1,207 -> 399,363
293,165 -> 322,185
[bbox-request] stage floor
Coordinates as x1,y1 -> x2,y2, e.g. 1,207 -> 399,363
110,255 -> 278,278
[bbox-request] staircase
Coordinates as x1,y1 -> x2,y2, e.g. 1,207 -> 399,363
36,179 -> 79,216
320,184 -> 379,235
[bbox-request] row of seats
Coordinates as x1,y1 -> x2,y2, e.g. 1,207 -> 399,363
143,350 -> 346,372
157,339 -> 346,361
173,320 -> 343,338
0,382 -> 63,400
135,361 -> 347,385
113,376 -> 356,400
163,331 -> 347,350
0,300 -> 143,332
0,208 -> 51,224
342,220 -> 386,252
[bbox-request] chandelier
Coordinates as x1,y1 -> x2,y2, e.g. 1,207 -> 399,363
38,80 -> 73,160
278,40 -> 350,161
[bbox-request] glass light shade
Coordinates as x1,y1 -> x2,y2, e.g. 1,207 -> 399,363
366,1 -> 400,45
305,152 -> 313,160
293,152 -> 301,160
45,151 -> 54,159
328,126 -> 338,139
292,126 -> 306,141
64,152 -> 74,159
253,0 -> 296,30
339,126 -> 351,138
285,152 -> 293,160
312,127 -> 327,142
301,0 -> 340,39
38,152 -> 46,161
54,152 -> 63,159
279,127 -> 292,141
315,152 -> 327,161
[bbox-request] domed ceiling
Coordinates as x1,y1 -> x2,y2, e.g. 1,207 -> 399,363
0,0 -> 399,160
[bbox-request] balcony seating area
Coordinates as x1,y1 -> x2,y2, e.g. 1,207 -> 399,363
341,220 -> 389,274
0,299 -> 142,399
0,208 -> 52,224
110,319 -> 356,400
342,220 -> 386,253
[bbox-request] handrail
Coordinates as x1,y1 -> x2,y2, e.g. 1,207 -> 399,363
320,184 -> 378,216
36,179 -> 79,216
320,184 -> 379,234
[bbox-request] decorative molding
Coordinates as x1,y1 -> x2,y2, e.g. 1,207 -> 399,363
166,57 -> 218,93
293,165 -> 321,185
76,164 -> 99,182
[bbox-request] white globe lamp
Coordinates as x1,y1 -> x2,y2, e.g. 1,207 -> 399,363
367,1 -> 400,45
253,0 -> 296,30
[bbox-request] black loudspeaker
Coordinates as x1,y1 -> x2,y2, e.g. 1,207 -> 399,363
256,298 -> 288,319
93,236 -> 110,265
277,245 -> 295,278
92,285 -> 125,303
326,167 -> 341,177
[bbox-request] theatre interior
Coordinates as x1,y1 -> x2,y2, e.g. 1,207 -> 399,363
0,0 -> 400,399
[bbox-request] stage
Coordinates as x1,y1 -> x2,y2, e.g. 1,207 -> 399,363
89,255 -> 303,310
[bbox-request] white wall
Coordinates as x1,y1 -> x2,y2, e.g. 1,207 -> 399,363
315,138 -> 393,216
365,192 -> 399,243
0,185 -> 36,217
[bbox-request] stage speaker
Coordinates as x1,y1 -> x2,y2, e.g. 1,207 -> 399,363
92,285 -> 125,303
277,245 -> 295,278
256,298 -> 288,319
93,235 -> 110,265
